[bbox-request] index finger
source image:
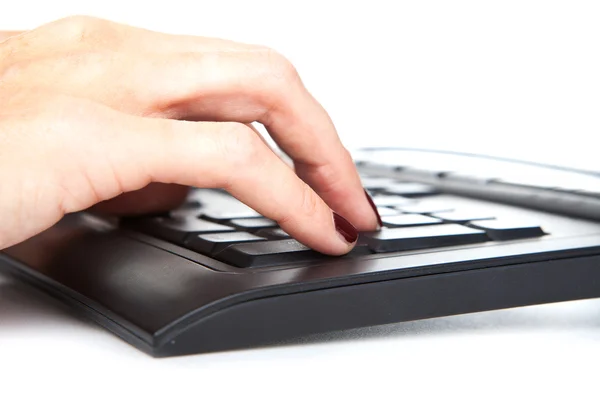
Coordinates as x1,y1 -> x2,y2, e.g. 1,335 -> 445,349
257,55 -> 380,231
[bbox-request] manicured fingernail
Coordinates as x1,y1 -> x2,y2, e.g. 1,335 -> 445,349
333,212 -> 358,244
364,189 -> 383,228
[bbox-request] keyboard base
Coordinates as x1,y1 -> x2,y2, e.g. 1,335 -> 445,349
2,214 -> 600,357
156,253 -> 600,356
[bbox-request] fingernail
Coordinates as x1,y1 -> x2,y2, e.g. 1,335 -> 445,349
364,189 -> 383,228
333,212 -> 358,244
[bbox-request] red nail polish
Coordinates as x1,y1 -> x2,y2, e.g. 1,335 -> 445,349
364,189 -> 383,228
333,212 -> 358,243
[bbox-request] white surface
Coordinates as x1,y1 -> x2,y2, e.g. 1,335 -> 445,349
1,1 -> 599,398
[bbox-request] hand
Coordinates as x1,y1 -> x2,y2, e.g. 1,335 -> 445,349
0,17 -> 379,255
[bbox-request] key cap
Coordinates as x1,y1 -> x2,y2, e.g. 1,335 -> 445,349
382,182 -> 439,197
468,220 -> 546,241
229,217 -> 278,230
189,189 -> 262,220
360,177 -> 398,190
126,217 -> 234,244
382,214 -> 442,227
372,195 -> 416,207
396,204 -> 454,214
170,208 -> 202,219
431,210 -> 496,223
169,200 -> 203,218
186,231 -> 266,255
216,239 -> 322,267
201,208 -> 261,221
377,207 -> 402,217
255,228 -> 290,239
217,239 -> 371,268
362,224 -> 488,253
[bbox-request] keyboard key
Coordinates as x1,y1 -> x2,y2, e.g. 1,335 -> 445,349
229,217 -> 278,230
372,195 -> 416,207
362,224 -> 488,253
218,239 -> 319,267
218,239 -> 371,268
170,208 -> 202,219
169,200 -> 203,218
360,177 -> 398,190
255,228 -> 290,239
216,239 -> 322,267
382,182 -> 439,197
188,190 -> 262,220
469,220 -> 546,241
201,208 -> 261,221
127,217 -> 234,244
377,207 -> 401,217
431,210 -> 496,223
382,214 -> 442,227
186,232 -> 266,255
396,204 -> 454,214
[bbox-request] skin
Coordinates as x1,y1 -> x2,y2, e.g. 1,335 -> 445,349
0,16 -> 378,255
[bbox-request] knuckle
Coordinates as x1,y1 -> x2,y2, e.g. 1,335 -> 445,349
58,15 -> 98,26
297,183 -> 321,221
339,147 -> 354,170
50,15 -> 111,45
217,123 -> 266,182
263,48 -> 300,83
53,15 -> 97,35
254,48 -> 302,117
278,183 -> 321,227
250,48 -> 301,115
248,47 -> 299,86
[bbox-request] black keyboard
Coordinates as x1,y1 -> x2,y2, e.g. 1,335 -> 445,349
124,186 -> 548,268
1,148 -> 600,357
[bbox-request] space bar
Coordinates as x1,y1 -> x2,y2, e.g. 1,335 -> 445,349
362,224 -> 489,253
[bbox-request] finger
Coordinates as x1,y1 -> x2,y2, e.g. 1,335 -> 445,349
90,124 -> 270,216
91,183 -> 189,216
117,114 -> 358,255
45,51 -> 379,231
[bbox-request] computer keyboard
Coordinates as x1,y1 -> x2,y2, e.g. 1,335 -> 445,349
123,184 -> 547,269
1,148 -> 600,357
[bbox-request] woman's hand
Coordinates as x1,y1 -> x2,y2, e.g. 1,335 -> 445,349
0,16 -> 379,254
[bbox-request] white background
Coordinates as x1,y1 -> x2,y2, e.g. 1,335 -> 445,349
1,1 -> 599,399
